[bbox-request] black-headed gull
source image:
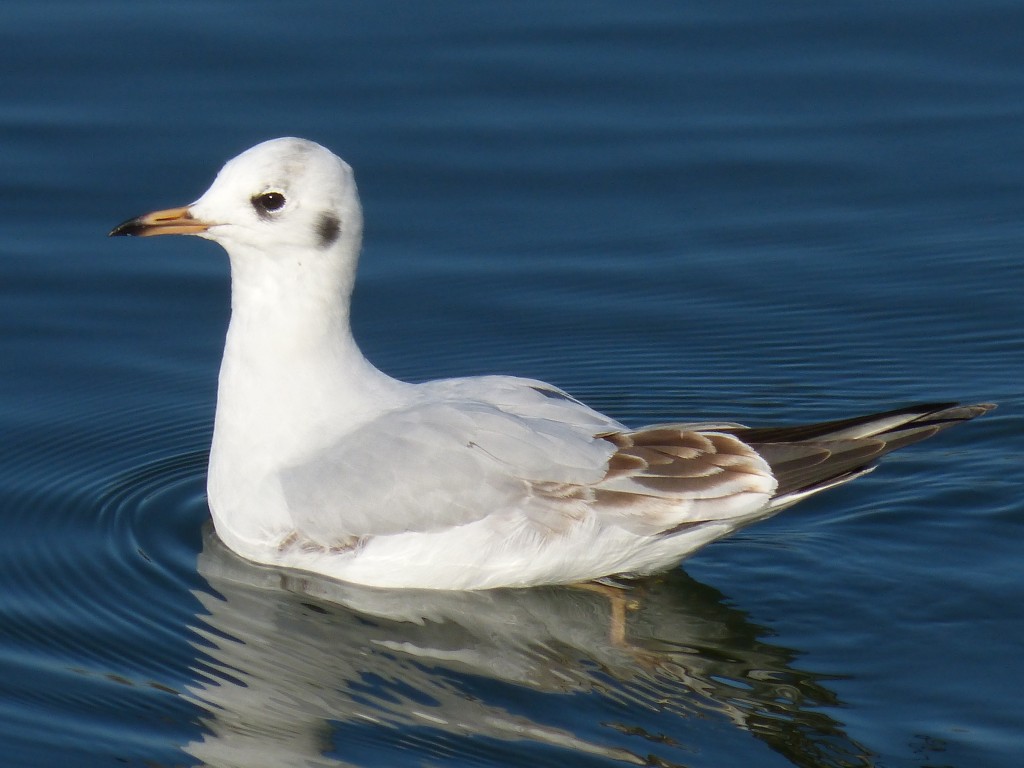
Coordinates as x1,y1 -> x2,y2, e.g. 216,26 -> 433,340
110,138 -> 994,590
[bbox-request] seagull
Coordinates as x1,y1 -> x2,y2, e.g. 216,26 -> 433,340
110,138 -> 994,590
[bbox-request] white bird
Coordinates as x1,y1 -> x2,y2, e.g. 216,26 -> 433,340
110,138 -> 994,590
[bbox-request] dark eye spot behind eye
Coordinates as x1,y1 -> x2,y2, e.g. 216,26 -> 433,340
316,212 -> 341,248
251,191 -> 286,218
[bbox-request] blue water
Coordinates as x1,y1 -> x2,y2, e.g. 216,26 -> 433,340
1,2 -> 1022,766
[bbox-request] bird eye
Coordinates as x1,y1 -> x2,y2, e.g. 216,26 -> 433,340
251,191 -> 286,215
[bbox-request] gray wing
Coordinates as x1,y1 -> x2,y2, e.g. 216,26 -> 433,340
279,397 -> 617,546
278,396 -> 992,555
279,401 -> 780,547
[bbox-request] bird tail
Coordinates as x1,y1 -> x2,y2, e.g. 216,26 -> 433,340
718,402 -> 996,510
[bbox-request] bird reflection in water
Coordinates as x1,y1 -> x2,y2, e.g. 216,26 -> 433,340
183,524 -> 873,768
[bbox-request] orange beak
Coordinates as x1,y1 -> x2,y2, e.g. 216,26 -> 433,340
108,206 -> 212,237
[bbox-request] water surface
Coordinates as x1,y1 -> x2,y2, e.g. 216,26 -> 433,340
1,2 -> 1022,766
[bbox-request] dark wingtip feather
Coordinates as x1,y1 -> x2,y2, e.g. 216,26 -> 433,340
739,401 -> 994,502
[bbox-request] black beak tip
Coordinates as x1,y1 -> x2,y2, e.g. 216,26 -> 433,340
108,218 -> 143,237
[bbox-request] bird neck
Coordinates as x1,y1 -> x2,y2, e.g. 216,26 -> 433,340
213,245 -> 404,460
207,246 -> 408,549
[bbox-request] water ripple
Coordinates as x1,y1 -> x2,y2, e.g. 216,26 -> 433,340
0,416 -> 210,765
